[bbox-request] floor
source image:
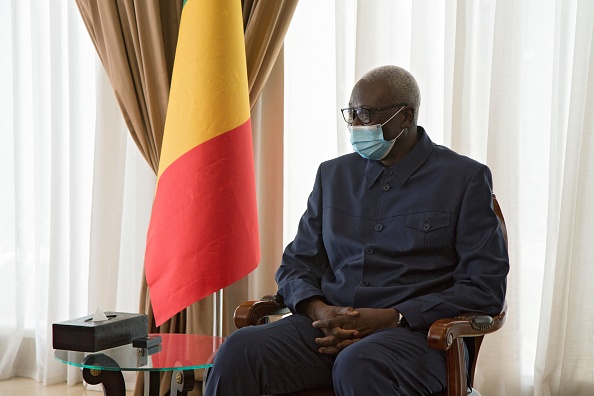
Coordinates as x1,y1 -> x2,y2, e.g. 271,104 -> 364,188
0,377 -> 134,396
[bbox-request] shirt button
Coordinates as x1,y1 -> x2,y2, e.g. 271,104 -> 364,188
423,222 -> 430,231
365,246 -> 374,255
382,184 -> 390,191
385,169 -> 393,176
359,280 -> 369,286
375,224 -> 383,232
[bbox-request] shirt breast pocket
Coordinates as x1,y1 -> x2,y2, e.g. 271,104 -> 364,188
404,212 -> 451,251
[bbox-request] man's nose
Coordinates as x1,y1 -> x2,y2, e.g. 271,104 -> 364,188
351,116 -> 364,126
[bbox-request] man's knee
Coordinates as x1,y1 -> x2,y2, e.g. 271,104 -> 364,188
212,326 -> 265,369
331,330 -> 447,395
206,318 -> 334,395
205,327 -> 270,396
332,343 -> 392,389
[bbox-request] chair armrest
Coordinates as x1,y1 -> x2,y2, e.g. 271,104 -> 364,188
427,303 -> 507,351
233,295 -> 291,329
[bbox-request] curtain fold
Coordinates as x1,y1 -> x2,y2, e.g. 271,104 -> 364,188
534,0 -> 594,394
74,0 -> 182,173
243,0 -> 297,108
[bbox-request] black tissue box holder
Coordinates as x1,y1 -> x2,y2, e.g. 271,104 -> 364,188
52,312 -> 148,352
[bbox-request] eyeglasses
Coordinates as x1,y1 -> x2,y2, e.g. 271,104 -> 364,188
340,103 -> 408,124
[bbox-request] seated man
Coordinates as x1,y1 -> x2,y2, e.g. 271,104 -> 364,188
204,65 -> 509,395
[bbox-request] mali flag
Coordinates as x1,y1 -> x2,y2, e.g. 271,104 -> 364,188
145,0 -> 260,327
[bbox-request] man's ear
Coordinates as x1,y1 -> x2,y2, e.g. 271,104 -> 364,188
402,106 -> 415,128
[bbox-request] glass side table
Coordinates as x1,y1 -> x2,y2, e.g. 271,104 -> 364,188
54,333 -> 223,396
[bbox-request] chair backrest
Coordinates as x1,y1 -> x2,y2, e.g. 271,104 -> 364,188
466,193 -> 508,385
492,194 -> 508,247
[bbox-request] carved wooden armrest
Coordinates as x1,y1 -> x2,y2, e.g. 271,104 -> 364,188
233,295 -> 291,329
427,303 -> 507,351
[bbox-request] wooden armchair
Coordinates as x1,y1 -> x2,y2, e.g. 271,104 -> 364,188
233,195 -> 508,396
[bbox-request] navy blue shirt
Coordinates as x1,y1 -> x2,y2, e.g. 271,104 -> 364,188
276,127 -> 509,330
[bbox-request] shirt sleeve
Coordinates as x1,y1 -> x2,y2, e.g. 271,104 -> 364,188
275,166 -> 329,312
394,165 -> 509,330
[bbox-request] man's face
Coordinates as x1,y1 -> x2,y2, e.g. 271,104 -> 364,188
349,80 -> 405,141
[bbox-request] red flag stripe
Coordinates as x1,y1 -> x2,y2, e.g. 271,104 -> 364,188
145,119 -> 259,324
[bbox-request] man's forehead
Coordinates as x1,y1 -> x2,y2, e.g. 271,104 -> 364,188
351,80 -> 398,106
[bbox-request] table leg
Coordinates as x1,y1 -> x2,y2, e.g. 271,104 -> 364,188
82,367 -> 126,396
170,369 -> 195,396
82,353 -> 125,396
144,371 -> 160,396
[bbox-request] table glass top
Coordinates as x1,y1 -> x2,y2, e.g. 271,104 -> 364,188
54,334 -> 224,372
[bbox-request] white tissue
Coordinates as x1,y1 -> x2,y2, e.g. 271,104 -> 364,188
92,306 -> 109,322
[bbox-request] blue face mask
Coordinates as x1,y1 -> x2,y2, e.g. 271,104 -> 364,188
348,106 -> 406,160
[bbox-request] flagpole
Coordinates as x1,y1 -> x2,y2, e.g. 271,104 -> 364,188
212,289 -> 223,337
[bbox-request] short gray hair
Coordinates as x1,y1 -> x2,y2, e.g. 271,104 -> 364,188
360,65 -> 421,110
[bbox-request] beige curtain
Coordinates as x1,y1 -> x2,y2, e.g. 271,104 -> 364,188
75,0 -> 182,174
75,0 -> 298,394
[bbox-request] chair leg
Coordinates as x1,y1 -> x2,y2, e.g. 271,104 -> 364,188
446,338 -> 467,396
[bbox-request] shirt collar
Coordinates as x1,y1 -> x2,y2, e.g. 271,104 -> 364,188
365,126 -> 434,189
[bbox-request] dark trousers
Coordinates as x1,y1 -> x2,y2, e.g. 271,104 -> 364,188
204,314 -> 448,395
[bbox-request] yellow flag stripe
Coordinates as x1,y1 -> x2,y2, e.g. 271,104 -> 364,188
158,0 -> 250,179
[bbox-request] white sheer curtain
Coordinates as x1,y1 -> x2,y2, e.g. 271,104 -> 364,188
284,0 -> 594,394
0,0 -> 154,387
